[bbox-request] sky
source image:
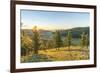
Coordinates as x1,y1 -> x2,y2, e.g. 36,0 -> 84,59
21,10 -> 90,30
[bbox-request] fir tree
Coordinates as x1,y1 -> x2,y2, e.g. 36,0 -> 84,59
32,26 -> 40,54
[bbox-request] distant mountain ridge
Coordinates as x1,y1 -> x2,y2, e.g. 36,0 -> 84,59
61,27 -> 89,38
21,27 -> 89,38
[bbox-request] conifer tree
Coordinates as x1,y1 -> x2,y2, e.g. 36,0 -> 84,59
21,31 -> 33,56
32,26 -> 40,54
53,30 -> 62,50
81,32 -> 86,49
67,31 -> 72,50
85,34 -> 89,48
40,39 -> 47,51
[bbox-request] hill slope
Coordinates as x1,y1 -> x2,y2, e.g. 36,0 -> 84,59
21,27 -> 89,38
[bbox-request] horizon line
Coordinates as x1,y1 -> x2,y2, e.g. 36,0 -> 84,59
21,26 -> 89,31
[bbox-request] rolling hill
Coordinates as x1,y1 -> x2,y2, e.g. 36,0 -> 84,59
21,27 -> 89,39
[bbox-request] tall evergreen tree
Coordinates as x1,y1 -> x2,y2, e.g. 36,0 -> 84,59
81,32 -> 86,49
21,31 -> 33,56
66,31 -> 72,60
67,31 -> 72,50
53,30 -> 62,50
32,26 -> 40,54
85,34 -> 89,48
63,36 -> 68,47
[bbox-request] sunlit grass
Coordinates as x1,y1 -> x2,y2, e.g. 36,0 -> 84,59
21,46 -> 89,63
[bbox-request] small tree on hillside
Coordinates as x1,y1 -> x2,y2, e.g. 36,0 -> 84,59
81,32 -> 86,49
85,34 -> 89,48
81,32 -> 89,49
46,40 -> 53,49
40,39 -> 47,51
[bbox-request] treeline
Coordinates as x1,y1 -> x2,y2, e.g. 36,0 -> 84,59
21,26 -> 89,56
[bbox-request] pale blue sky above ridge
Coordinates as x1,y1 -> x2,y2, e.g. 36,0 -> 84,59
21,10 -> 90,30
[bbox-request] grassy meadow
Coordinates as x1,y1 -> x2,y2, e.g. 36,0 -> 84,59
21,46 -> 89,63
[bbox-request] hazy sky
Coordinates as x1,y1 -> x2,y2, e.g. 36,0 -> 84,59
21,10 -> 90,30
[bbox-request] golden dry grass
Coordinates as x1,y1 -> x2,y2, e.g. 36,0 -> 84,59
21,46 -> 89,63
39,46 -> 89,61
